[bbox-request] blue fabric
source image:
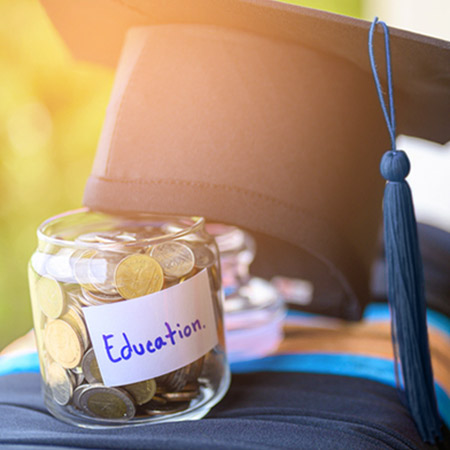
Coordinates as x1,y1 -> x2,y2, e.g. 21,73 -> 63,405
0,372 -> 441,449
0,352 -> 40,377
231,353 -> 450,429
362,304 -> 450,338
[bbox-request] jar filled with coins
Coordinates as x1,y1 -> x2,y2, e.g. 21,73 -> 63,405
28,209 -> 230,428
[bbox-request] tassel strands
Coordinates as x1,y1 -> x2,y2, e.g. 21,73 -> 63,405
368,18 -> 442,443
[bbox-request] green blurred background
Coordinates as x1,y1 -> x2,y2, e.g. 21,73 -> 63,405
0,0 -> 362,349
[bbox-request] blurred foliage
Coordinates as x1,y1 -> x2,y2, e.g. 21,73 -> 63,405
0,0 -> 361,349
0,0 -> 114,348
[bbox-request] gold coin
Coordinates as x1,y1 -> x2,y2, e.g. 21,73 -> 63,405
82,288 -> 123,304
36,276 -> 66,319
61,305 -> 90,350
46,361 -> 75,406
44,319 -> 84,369
123,378 -> 157,406
114,254 -> 164,299
79,385 -> 136,420
146,394 -> 167,406
161,389 -> 199,402
81,348 -> 103,384
143,401 -> 190,416
150,242 -> 195,278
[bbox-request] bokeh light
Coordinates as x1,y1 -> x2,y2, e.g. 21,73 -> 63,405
0,0 -> 361,349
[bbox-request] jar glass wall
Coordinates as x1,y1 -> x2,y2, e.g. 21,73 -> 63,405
28,209 -> 230,428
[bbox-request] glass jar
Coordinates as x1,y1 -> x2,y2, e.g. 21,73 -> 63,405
206,224 -> 285,363
28,209 -> 230,428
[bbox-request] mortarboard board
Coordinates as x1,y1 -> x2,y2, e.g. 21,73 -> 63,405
39,0 -> 450,442
39,0 -> 450,322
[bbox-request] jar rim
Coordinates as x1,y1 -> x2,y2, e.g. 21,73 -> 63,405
37,207 -> 205,249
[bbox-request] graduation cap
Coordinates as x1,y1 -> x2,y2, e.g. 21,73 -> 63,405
40,0 -> 449,442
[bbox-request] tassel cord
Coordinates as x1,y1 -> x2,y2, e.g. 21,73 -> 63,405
368,18 -> 396,151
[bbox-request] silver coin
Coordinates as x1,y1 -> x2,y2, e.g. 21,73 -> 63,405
150,242 -> 195,278
189,243 -> 215,269
70,366 -> 85,386
66,288 -> 86,308
47,362 -> 75,406
76,230 -> 135,245
81,348 -> 103,384
78,384 -> 136,420
72,249 -> 98,292
88,252 -> 122,296
155,366 -> 188,392
72,384 -> 89,409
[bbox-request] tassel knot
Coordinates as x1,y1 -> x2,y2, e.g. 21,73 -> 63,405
380,150 -> 410,181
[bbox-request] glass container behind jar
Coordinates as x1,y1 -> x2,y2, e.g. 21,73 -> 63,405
28,209 -> 230,428
206,224 -> 285,363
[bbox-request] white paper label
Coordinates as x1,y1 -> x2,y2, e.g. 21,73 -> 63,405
82,269 -> 218,387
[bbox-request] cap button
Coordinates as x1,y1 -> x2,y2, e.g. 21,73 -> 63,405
380,150 -> 410,181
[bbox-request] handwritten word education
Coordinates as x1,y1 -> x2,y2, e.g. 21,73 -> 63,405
103,319 -> 207,363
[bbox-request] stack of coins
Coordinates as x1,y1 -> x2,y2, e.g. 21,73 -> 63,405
29,218 -> 224,423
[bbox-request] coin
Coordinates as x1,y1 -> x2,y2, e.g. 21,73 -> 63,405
72,384 -> 89,409
143,401 -> 190,416
47,361 -> 75,406
150,242 -> 195,278
161,389 -> 199,402
67,287 -> 86,307
70,366 -> 85,386
81,288 -> 123,304
78,385 -> 136,420
123,379 -> 157,405
88,252 -> 122,296
73,249 -> 98,293
114,254 -> 164,299
81,348 -> 103,384
77,288 -> 104,306
96,231 -> 136,244
61,305 -> 90,350
44,319 -> 84,369
36,276 -> 66,319
189,244 -> 215,269
185,356 -> 204,383
155,367 -> 187,392
145,394 -> 167,406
